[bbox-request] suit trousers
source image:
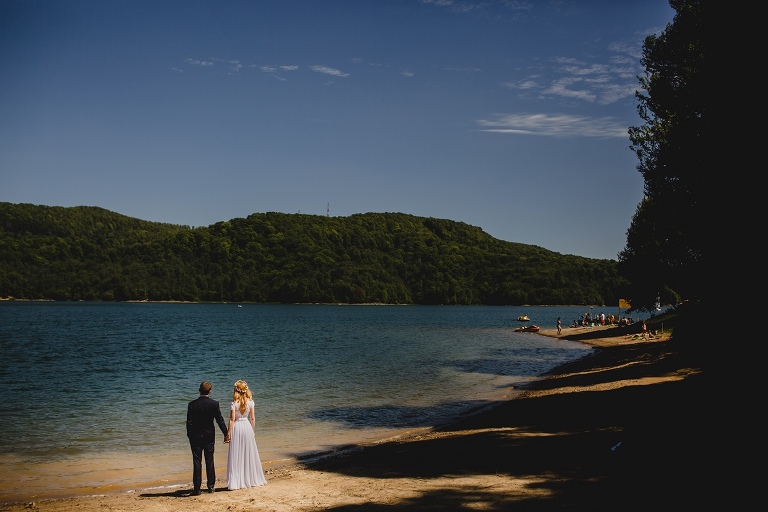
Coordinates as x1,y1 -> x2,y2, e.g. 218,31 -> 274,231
190,441 -> 217,491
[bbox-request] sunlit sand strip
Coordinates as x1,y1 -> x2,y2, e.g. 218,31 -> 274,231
520,368 -> 702,398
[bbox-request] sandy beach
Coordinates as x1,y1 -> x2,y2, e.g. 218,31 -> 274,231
4,323 -> 706,512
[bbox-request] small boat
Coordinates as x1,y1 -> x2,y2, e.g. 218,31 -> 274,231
514,325 -> 540,333
517,315 -> 530,321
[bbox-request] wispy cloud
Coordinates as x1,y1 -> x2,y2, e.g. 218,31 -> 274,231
182,57 -> 351,82
499,28 -> 650,107
257,65 -> 300,81
476,113 -> 629,138
309,65 -> 350,78
421,0 -> 531,14
444,66 -> 481,73
184,58 -> 214,66
421,0 -> 454,6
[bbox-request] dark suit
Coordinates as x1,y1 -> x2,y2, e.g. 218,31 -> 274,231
186,394 -> 228,492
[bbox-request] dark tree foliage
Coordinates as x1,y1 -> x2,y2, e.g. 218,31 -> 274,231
0,202 -> 626,306
619,0 -> 703,311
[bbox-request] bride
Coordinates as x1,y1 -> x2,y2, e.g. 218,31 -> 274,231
225,380 -> 267,490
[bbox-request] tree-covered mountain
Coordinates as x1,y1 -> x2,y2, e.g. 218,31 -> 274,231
0,202 -> 626,305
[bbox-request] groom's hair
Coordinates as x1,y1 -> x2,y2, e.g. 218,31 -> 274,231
199,381 -> 212,395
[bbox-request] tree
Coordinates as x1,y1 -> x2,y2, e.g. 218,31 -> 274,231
619,0 -> 704,311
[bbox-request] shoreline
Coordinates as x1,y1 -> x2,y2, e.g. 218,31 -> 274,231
5,324 -> 704,511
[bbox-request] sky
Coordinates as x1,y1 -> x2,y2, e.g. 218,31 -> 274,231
1,0 -> 675,261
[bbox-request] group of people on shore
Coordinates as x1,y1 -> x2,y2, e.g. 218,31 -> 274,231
569,311 -> 635,328
185,380 -> 267,495
625,320 -> 659,340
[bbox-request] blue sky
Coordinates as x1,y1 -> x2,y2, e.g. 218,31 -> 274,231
1,0 -> 674,260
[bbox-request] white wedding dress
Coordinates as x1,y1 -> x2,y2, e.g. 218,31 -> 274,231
226,399 -> 267,490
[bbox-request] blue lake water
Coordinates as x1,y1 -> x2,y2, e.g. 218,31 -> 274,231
0,302 -> 634,502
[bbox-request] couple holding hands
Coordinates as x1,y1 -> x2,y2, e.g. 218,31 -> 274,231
185,380 -> 267,495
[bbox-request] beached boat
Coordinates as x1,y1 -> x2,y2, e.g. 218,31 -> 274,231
514,324 -> 540,333
517,315 -> 530,321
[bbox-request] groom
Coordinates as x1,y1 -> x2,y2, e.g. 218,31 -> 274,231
186,381 -> 228,495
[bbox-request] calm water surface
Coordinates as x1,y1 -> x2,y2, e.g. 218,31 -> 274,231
0,302 -> 631,502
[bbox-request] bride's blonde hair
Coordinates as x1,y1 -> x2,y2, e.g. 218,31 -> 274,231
232,380 -> 252,414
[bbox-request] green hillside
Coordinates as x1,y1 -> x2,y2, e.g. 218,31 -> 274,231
0,202 -> 625,305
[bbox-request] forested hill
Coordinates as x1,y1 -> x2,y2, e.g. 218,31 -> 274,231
0,202 -> 625,305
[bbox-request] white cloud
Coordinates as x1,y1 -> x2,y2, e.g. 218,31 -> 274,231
503,36 -> 645,106
543,77 -> 597,103
420,0 -> 507,13
444,67 -> 481,73
420,0 -> 455,6
502,78 -> 538,90
476,113 -> 629,138
184,58 -> 214,66
309,65 -> 350,77
258,65 -> 299,80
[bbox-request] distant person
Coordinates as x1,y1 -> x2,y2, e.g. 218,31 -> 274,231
226,380 -> 267,490
557,317 -> 562,335
187,381 -> 229,495
641,320 -> 648,338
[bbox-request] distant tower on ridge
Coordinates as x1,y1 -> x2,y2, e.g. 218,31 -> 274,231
327,203 -> 330,217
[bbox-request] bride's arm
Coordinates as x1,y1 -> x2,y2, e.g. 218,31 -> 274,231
225,407 -> 234,443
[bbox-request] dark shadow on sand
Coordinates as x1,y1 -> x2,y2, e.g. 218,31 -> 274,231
139,486 -> 225,498
295,340 -> 707,511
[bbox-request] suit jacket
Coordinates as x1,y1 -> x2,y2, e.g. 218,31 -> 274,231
186,395 -> 228,446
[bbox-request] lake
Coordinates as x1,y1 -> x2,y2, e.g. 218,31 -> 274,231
0,302 -> 633,502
